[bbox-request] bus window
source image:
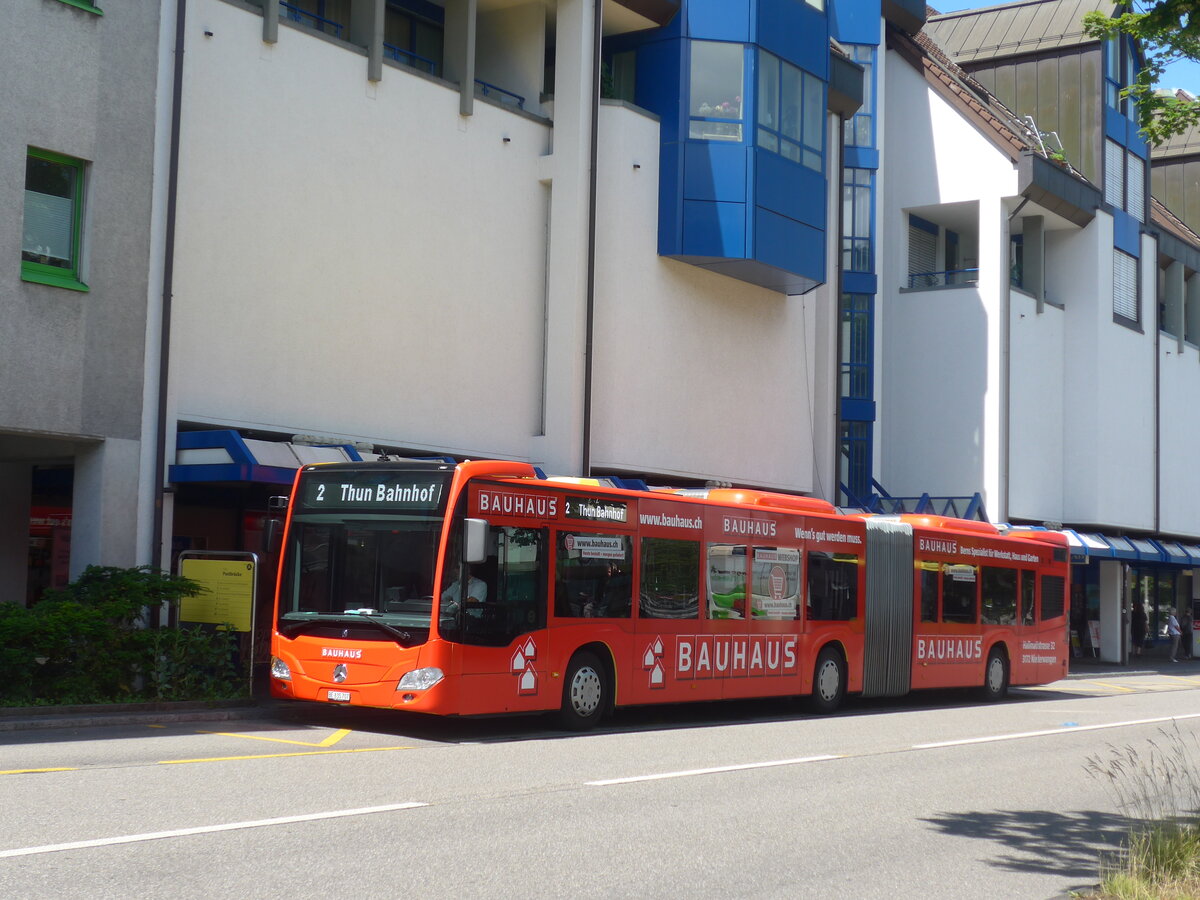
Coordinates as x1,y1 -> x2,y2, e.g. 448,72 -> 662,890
806,551 -> 858,621
1041,574 -> 1065,620
442,526 -> 547,647
981,566 -> 1017,625
640,538 -> 700,619
555,532 -> 632,618
1020,570 -> 1036,625
941,564 -> 977,624
751,547 -> 801,620
707,544 -> 747,619
918,561 -> 939,622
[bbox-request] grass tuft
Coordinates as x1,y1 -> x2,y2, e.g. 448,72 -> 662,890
1077,726 -> 1200,899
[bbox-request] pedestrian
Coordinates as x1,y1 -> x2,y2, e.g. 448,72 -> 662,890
1131,602 -> 1147,657
1166,609 -> 1182,662
1182,608 -> 1194,660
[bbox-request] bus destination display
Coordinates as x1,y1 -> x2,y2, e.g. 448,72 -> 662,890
301,474 -> 446,510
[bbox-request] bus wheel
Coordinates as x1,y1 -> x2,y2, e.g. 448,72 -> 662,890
982,648 -> 1009,701
809,647 -> 845,714
559,651 -> 607,730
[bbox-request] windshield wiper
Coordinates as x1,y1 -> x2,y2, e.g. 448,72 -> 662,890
356,612 -> 413,645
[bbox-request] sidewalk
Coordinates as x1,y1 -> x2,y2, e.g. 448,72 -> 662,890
0,697 -> 282,734
1066,652 -> 1200,680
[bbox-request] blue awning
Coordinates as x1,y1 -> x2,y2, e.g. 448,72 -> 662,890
1183,545 -> 1200,565
1104,536 -> 1140,561
1128,538 -> 1165,562
1060,530 -> 1114,563
169,430 -> 367,485
1153,540 -> 1193,565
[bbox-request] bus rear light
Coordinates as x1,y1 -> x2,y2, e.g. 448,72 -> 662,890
397,667 -> 444,691
270,656 -> 292,681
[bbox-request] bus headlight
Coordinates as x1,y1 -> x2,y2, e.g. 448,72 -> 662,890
270,656 -> 292,681
397,667 -> 444,691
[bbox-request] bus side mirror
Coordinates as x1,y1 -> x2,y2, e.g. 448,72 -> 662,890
265,495 -> 290,554
465,518 -> 489,564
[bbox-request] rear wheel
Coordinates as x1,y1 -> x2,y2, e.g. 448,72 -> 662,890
982,648 -> 1009,701
558,651 -> 607,730
809,647 -> 845,714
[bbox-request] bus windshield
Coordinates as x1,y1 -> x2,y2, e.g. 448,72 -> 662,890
277,516 -> 443,637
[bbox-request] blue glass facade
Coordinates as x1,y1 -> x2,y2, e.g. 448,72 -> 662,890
611,0 -> 832,294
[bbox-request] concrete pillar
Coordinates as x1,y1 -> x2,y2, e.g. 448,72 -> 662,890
981,195 -> 1005,521
0,464 -> 32,606
350,0 -> 384,81
1099,559 -> 1124,664
71,439 -> 143,579
531,0 -> 595,475
1165,259 -> 1184,351
1022,214 -> 1044,306
444,0 -> 478,116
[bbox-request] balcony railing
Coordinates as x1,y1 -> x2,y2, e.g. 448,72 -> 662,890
475,79 -> 525,110
383,43 -> 439,76
280,2 -> 343,38
907,268 -> 979,289
841,479 -> 988,522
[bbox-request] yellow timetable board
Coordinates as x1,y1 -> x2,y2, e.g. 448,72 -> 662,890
179,558 -> 255,632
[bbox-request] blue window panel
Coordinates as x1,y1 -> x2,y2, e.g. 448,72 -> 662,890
684,142 -> 748,203
682,199 -> 748,258
843,146 -> 878,169
636,39 -> 685,145
753,207 -> 824,283
1126,126 -> 1149,160
843,271 -> 876,294
829,0 -> 880,44
685,0 -> 751,42
1113,209 -> 1141,256
658,143 -> 684,256
758,0 -> 828,80
754,147 -> 825,229
840,397 -> 876,422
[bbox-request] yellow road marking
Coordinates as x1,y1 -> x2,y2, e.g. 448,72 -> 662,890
0,767 -> 78,776
1084,681 -> 1135,693
197,727 -> 352,748
159,746 -> 411,764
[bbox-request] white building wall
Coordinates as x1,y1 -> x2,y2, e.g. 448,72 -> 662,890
879,53 -> 1018,509
1007,290 -> 1066,523
1158,321 -> 1200,539
590,101 -> 824,491
172,0 -> 552,461
1057,218 -> 1155,530
173,0 -> 831,492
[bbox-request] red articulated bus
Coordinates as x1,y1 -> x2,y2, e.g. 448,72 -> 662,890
269,459 -> 1070,729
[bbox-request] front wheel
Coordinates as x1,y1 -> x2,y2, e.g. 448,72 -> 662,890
558,651 -> 607,730
981,648 -> 1009,701
809,647 -> 845,714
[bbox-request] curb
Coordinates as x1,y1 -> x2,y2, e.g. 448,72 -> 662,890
0,699 -> 281,733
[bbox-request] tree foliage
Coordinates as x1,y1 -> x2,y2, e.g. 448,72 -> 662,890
1084,1 -> 1200,146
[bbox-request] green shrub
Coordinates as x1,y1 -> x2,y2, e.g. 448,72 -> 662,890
0,565 -> 246,706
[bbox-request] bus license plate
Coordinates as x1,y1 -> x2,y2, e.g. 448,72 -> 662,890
327,690 -> 351,703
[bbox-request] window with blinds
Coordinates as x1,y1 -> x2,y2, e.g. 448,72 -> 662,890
1113,249 -> 1138,323
1104,140 -> 1123,209
1125,152 -> 1144,221
908,216 -> 937,288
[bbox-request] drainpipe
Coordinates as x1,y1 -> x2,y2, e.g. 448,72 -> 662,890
1002,197 -> 1030,525
151,0 -> 187,572
580,0 -> 602,476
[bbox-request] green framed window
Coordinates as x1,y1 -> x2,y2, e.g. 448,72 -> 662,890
55,0 -> 104,14
22,148 -> 88,292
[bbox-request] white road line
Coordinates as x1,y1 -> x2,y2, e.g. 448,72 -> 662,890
586,755 -> 842,786
0,803 -> 427,859
913,712 -> 1200,750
